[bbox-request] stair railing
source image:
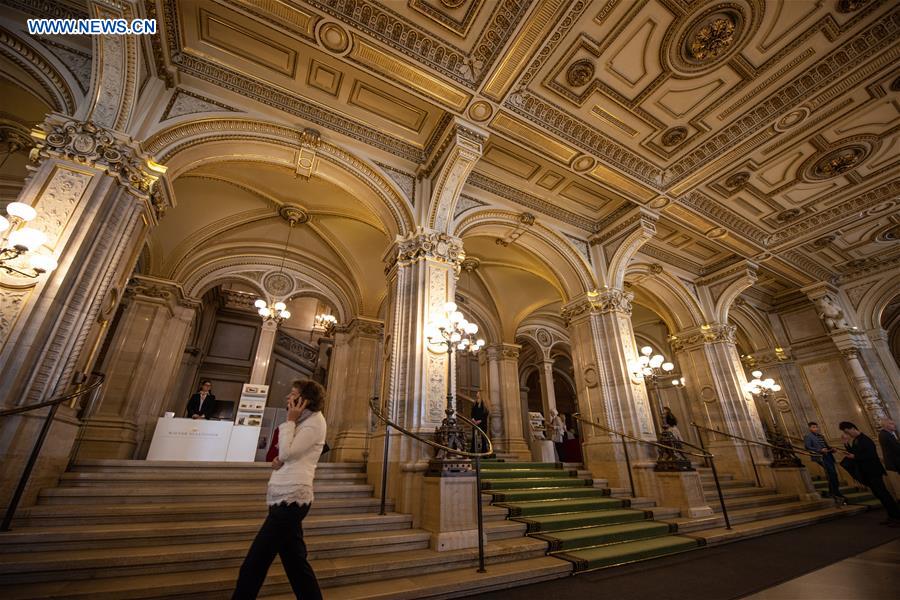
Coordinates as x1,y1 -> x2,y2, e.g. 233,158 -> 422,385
690,422 -> 820,489
573,413 -> 732,530
368,396 -> 494,573
0,373 -> 105,531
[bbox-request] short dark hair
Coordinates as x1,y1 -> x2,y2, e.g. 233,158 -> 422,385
199,380 -> 212,388
838,421 -> 857,431
293,379 -> 325,412
808,421 -> 817,427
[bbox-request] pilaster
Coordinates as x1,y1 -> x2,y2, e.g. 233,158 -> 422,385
249,320 -> 279,384
488,343 -> 530,459
538,359 -> 558,419
80,277 -> 197,459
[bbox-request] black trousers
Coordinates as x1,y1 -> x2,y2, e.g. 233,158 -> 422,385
819,459 -> 844,499
866,476 -> 900,520
233,502 -> 323,599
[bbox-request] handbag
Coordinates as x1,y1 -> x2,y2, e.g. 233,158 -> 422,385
321,442 -> 330,456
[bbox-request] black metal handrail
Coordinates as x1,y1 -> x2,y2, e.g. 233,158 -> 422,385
1,373 -> 105,531
573,413 -> 732,530
368,396 -> 493,572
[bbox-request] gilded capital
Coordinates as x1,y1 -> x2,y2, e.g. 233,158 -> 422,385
561,288 -> 633,325
30,115 -> 167,209
394,228 -> 465,270
669,323 -> 736,351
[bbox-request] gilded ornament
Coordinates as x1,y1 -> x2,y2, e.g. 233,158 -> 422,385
467,100 -> 493,122
775,209 -> 801,223
279,204 -> 309,225
661,127 -> 687,147
875,224 -> 899,243
263,272 -> 294,296
440,0 -> 467,8
891,76 -> 900,92
689,17 -> 736,61
317,21 -> 351,54
800,141 -> 875,182
725,172 -> 749,188
837,0 -> 866,13
565,59 -> 595,87
570,154 -> 595,172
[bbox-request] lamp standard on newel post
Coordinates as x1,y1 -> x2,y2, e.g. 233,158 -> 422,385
744,371 -> 801,467
426,301 -> 485,469
629,345 -> 692,471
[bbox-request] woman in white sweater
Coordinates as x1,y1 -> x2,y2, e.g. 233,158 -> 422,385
233,380 -> 326,600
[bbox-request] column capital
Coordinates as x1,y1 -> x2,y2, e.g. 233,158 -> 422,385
30,114 -> 172,218
561,288 -> 633,326
486,343 -> 520,361
740,346 -> 792,368
669,322 -> 736,351
384,227 -> 465,274
337,317 -> 384,339
125,276 -> 200,313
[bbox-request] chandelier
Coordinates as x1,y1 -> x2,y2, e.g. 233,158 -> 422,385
254,299 -> 290,323
629,345 -> 675,381
0,202 -> 57,278
314,313 -> 337,334
744,370 -> 781,397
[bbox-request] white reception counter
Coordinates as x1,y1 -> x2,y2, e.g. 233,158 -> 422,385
146,418 -> 260,462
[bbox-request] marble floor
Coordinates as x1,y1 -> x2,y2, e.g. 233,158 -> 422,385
742,538 -> 900,600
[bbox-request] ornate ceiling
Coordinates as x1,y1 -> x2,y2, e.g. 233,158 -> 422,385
147,0 -> 899,301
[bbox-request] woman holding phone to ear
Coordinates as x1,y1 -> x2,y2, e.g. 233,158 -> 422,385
233,380 -> 326,600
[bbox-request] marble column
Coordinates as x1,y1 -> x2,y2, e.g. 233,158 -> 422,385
367,229 -> 464,525
840,345 -> 887,428
863,329 -> 900,420
479,348 -> 504,445
671,323 -> 768,482
489,343 -> 530,459
328,318 -> 383,462
0,116 -> 169,505
538,359 -> 558,419
562,289 -> 657,489
80,277 -> 197,459
249,320 -> 278,384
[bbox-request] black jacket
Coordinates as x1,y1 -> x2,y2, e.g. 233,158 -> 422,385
470,402 -> 489,426
847,433 -> 887,484
186,393 -> 217,419
878,429 -> 900,473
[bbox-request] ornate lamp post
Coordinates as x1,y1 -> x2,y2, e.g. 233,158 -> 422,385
630,345 -> 691,471
426,301 -> 485,463
744,370 -> 801,467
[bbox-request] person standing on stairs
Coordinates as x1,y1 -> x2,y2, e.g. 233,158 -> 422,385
662,407 -> 682,440
549,409 -> 566,462
878,418 -> 900,496
839,421 -> 900,527
233,380 -> 327,599
804,422 -> 847,507
470,391 -> 490,453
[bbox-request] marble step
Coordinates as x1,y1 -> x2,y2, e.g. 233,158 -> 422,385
684,503 -> 867,544
0,520 -> 524,585
301,556 -> 571,600
37,483 -> 374,504
3,536 -> 550,598
710,492 -> 800,511
58,471 -> 368,485
672,498 -> 835,532
700,479 -> 756,490
70,459 -> 364,472
14,497 -> 396,526
705,485 -> 777,500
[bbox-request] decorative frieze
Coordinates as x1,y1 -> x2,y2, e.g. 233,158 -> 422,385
395,229 -> 465,269
669,323 -> 737,351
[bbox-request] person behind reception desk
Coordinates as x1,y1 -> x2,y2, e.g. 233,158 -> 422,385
233,380 -> 326,600
185,380 -> 216,420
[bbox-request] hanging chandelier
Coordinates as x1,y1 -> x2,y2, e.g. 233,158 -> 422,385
0,202 -> 58,278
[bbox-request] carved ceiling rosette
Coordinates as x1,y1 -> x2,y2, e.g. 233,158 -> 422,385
801,141 -> 875,181
664,1 -> 760,75
565,59 -> 595,88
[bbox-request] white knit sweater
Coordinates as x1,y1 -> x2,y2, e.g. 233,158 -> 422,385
266,410 -> 326,506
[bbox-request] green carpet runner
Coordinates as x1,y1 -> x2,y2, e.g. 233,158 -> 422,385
481,460 -> 702,572
812,478 -> 879,507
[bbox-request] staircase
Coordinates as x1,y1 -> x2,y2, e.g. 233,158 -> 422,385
667,468 -> 866,542
812,478 -> 879,507
0,459 -> 570,599
480,460 -> 702,572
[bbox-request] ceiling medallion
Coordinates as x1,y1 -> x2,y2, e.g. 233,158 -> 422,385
809,146 -> 868,180
812,234 -> 837,248
775,108 -> 809,131
775,209 -> 801,223
440,0 -> 467,7
467,100 -> 493,122
263,271 -> 294,296
706,227 -> 728,239
649,196 -> 670,209
725,171 -> 750,188
317,21 -> 351,54
566,59 -> 595,87
279,204 -> 310,225
689,17 -> 736,61
875,224 -> 899,243
570,154 -> 596,172
837,0 -> 866,13
662,127 -> 688,147
890,76 -> 900,92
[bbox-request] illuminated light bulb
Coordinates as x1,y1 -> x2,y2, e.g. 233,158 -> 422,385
255,299 -> 267,309
443,301 -> 457,313
751,370 -> 763,379
9,227 -> 46,251
763,378 -> 775,387
649,355 -> 664,368
771,384 -> 781,392
280,310 -> 290,319
476,339 -> 485,347
641,346 -> 653,356
672,379 -> 680,386
6,202 -> 37,222
662,362 -> 674,372
450,311 -> 464,324
465,322 -> 478,335
639,355 -> 650,367
29,254 -> 57,273
0,215 -> 8,234
274,301 -> 286,311
258,307 -> 269,317
450,332 -> 461,343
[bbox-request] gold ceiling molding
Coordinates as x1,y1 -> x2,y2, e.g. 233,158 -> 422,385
409,0 -> 484,37
349,38 -> 471,111
589,163 -> 656,203
482,0 -> 568,101
233,0 -> 318,39
490,111 -> 578,164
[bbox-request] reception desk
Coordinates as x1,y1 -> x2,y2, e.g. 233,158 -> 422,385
146,418 -> 260,462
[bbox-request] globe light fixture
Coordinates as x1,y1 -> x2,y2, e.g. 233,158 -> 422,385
254,298 -> 291,323
0,202 -> 57,278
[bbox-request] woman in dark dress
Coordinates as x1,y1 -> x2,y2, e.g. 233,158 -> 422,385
470,392 -> 489,452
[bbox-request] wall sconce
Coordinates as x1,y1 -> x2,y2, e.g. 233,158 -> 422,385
0,202 -> 57,278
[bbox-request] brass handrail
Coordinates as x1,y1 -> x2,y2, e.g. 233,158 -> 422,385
573,413 -> 732,530
691,422 -> 820,459
368,395 -> 493,572
1,373 -> 105,531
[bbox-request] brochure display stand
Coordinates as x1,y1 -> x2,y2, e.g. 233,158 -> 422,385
227,384 -> 269,462
528,411 -> 555,462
